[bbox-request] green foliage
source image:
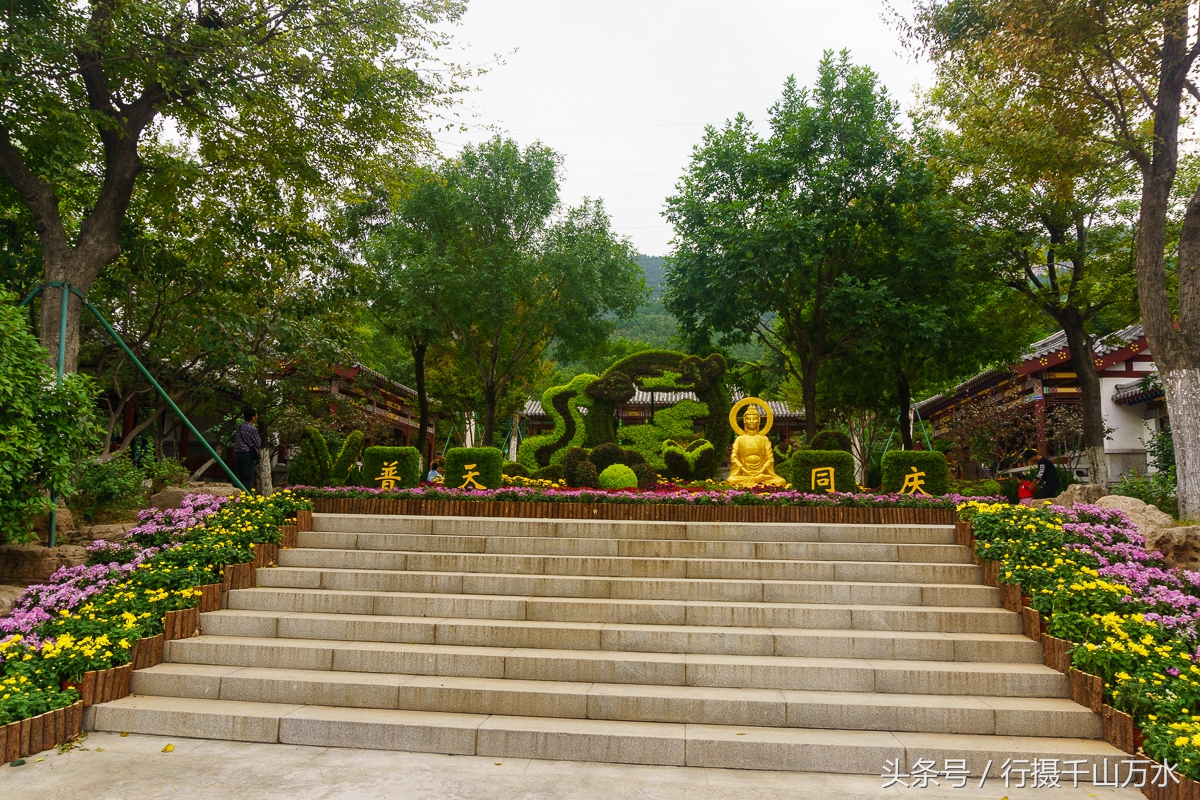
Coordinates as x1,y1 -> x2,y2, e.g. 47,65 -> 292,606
661,440 -> 718,481
881,450 -> 951,496
809,430 -> 852,452
72,452 -> 145,523
588,443 -> 626,473
598,464 -> 639,490
1113,471 -> 1179,519
444,447 -> 504,490
948,478 -> 1004,498
517,374 -> 597,469
141,457 -> 190,496
329,431 -> 366,487
573,460 -> 600,489
531,465 -> 565,482
562,447 -> 591,488
361,446 -> 421,490
291,427 -> 332,487
502,462 -> 531,478
787,451 -> 857,493
0,295 -> 100,542
631,462 -> 658,489
618,399 -> 711,472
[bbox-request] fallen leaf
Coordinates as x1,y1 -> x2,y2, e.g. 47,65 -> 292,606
120,732 -> 129,737
10,759 -> 26,767
161,744 -> 174,753
736,732 -> 745,736
494,762 -> 502,766
35,758 -> 45,763
95,747 -> 104,752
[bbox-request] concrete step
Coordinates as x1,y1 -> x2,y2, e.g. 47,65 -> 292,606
280,548 -> 980,585
301,533 -> 969,565
87,694 -> 1124,774
227,587 -> 1024,634
129,663 -> 1102,738
255,567 -> 991,607
163,635 -> 1068,697
313,513 -> 957,545
198,609 -> 1043,661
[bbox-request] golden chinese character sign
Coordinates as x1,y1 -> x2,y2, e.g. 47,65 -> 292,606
899,466 -> 929,495
459,463 -> 484,490
375,461 -> 400,490
810,467 -> 834,493
726,397 -> 786,487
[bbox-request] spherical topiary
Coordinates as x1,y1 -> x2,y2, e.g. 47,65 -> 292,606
562,447 -> 590,487
589,442 -> 625,472
502,461 -> 531,477
573,459 -> 600,489
598,463 -> 639,490
620,448 -> 646,467
532,464 -> 565,482
631,462 -> 658,489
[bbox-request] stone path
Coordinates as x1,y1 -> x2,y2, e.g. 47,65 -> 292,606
0,731 -> 1146,799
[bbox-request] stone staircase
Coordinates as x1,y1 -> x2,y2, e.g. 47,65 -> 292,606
86,513 -> 1127,774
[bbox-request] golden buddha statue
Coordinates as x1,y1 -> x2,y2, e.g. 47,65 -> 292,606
726,398 -> 787,487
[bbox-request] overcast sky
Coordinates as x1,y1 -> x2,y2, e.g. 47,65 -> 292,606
436,0 -> 934,257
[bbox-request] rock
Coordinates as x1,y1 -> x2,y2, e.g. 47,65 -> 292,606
1145,526 -> 1200,570
1054,483 -> 1108,507
32,507 -> 76,539
1095,494 -> 1177,538
151,483 -> 241,510
0,544 -> 88,584
72,523 -> 135,544
0,584 -> 25,617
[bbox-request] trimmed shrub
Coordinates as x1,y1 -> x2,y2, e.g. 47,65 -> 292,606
809,430 -> 852,452
787,450 -> 857,493
617,399 -> 709,471
329,430 -> 366,486
573,460 -> 599,489
502,461 -> 531,477
294,427 -> 331,487
631,462 -> 658,489
562,447 -> 591,487
142,456 -> 190,495
949,478 -> 1003,498
517,374 -> 597,469
445,447 -> 504,489
661,439 -> 718,480
881,450 -> 950,496
598,463 -> 639,490
361,446 -> 421,489
589,442 -> 626,473
532,465 -> 565,482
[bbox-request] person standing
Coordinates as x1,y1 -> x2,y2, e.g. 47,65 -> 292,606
234,408 -> 260,492
1031,451 -> 1060,501
960,446 -> 984,482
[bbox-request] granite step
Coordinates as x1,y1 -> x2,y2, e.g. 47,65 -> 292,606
86,694 -> 1125,774
129,663 -> 1102,738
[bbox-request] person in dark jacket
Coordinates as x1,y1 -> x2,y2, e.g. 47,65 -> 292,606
1031,452 -> 1060,500
234,408 -> 260,491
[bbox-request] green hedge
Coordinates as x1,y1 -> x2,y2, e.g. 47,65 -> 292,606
532,464 -> 564,482
502,461 -> 531,477
809,430 -> 852,452
516,374 -> 596,469
661,439 -> 717,480
445,447 -> 504,489
882,450 -> 950,495
361,446 -> 421,489
787,450 -> 857,493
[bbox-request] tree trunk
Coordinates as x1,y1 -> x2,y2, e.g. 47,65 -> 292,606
1163,369 -> 1200,520
897,374 -> 913,450
37,272 -> 87,373
801,361 -> 819,442
255,447 -> 274,496
411,340 -> 430,469
480,388 -> 497,447
1060,315 -> 1109,488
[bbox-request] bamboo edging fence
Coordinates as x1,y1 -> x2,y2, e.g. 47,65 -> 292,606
4,514 -> 307,763
960,519 -> 1198,798
311,496 -> 957,525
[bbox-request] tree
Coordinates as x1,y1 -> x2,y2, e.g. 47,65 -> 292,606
0,0 -> 463,374
664,52 -> 910,440
923,48 -> 1139,488
910,0 -> 1200,519
381,137 -> 647,446
0,293 -> 99,543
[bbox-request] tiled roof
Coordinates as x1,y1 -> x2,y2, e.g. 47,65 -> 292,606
1112,375 -> 1162,405
1020,323 -> 1144,362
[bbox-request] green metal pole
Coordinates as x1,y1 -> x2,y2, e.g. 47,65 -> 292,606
76,291 -> 246,491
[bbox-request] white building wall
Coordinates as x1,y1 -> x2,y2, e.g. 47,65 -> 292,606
1099,375 -> 1150,482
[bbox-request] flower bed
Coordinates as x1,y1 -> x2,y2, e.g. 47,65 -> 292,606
962,500 -> 1200,781
0,490 -> 310,745
288,484 -> 984,508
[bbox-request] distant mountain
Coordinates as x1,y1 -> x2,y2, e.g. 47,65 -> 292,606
637,255 -> 667,299
613,255 -> 675,347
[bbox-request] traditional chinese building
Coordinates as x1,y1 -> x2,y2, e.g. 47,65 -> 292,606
521,389 -> 805,446
916,323 -> 1165,483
